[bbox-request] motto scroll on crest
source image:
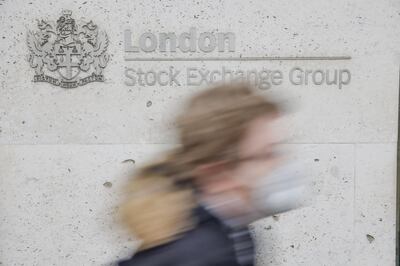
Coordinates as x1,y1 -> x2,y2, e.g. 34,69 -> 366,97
27,10 -> 109,88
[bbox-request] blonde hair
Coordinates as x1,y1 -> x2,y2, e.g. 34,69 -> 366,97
119,83 -> 282,250
140,82 -> 282,180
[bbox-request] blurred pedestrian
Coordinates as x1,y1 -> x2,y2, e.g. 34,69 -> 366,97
116,83 -> 305,266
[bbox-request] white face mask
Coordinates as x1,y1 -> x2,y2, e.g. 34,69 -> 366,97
249,160 -> 310,218
200,160 -> 311,227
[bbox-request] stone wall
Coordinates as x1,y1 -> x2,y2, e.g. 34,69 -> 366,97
0,0 -> 398,265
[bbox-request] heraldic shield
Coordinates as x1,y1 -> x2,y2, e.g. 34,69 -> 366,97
27,10 -> 109,88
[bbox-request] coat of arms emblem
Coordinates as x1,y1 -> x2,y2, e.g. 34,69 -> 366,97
27,10 -> 109,88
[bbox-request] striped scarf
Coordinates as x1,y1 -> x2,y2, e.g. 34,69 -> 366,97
200,203 -> 255,266
227,225 -> 255,266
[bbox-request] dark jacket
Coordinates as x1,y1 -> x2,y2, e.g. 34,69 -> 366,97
117,205 -> 254,266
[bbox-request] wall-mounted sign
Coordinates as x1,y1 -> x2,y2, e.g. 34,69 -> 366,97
26,10 -> 351,90
123,27 -> 352,90
27,10 -> 109,89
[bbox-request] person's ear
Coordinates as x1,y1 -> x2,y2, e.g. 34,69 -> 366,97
193,160 -> 230,177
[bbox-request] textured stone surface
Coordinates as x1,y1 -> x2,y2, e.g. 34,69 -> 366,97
0,144 -> 173,265
0,0 -> 398,265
